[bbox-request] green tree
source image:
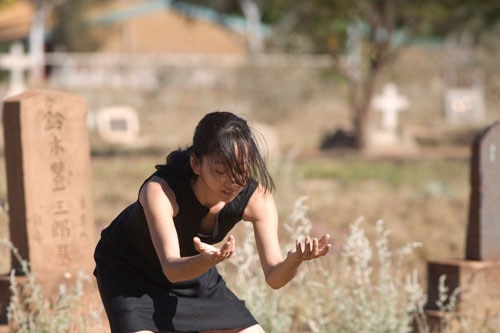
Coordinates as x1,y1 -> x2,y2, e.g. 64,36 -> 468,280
275,0 -> 500,149
0,0 -> 16,9
174,0 -> 499,149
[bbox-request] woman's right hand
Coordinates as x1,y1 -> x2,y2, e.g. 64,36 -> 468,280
193,235 -> 235,263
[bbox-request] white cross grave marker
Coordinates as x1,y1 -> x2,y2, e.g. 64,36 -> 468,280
0,42 -> 31,99
371,82 -> 408,133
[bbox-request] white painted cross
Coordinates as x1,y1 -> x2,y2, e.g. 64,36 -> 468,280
371,82 -> 408,132
0,42 -> 31,99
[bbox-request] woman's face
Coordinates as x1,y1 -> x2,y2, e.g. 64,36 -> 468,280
191,154 -> 248,203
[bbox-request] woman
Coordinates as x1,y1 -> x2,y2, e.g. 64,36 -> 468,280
94,111 -> 331,333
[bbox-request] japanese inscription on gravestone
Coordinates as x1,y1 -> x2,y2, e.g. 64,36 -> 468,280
2,90 -> 94,281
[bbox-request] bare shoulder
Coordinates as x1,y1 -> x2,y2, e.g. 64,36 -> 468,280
139,175 -> 179,215
243,184 -> 277,222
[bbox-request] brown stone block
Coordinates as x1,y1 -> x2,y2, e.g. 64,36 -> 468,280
1,89 -> 99,326
3,90 -> 95,277
426,258 -> 500,315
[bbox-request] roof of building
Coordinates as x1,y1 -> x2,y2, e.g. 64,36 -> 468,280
0,1 -> 33,41
90,0 -> 249,53
91,0 -> 248,35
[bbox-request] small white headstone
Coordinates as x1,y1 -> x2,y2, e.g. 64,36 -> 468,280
96,106 -> 140,144
444,87 -> 485,124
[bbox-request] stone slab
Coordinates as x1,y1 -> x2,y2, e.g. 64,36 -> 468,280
1,90 -> 97,325
96,105 -> 140,144
444,87 -> 485,124
425,258 -> 500,315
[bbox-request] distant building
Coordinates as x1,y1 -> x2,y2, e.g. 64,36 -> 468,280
0,1 -> 33,42
0,0 -> 252,54
91,0 -> 249,54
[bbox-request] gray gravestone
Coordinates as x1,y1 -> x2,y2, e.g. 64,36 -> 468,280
425,121 -> 500,323
466,120 -> 500,260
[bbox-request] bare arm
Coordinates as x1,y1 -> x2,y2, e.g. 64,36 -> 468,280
243,186 -> 331,289
139,176 -> 234,283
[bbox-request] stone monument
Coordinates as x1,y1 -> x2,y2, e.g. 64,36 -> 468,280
0,90 -> 99,327
466,121 -> 500,260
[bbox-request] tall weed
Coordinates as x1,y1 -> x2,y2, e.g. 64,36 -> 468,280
0,238 -> 104,333
2,197 -> 498,332
222,197 -> 465,333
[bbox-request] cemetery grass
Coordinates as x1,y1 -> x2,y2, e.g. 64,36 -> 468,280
89,152 -> 472,332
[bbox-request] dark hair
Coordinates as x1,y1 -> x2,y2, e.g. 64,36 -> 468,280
161,111 -> 275,192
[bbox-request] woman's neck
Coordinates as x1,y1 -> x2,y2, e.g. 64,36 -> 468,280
191,178 -> 220,208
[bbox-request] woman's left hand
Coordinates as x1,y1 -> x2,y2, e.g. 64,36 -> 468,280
288,234 -> 331,263
194,235 -> 235,264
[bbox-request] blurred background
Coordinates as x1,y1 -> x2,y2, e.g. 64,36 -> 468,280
0,0 -> 499,298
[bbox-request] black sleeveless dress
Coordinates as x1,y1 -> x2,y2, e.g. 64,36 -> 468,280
93,166 -> 258,333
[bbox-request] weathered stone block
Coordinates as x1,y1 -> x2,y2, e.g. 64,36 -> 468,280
426,259 -> 500,315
